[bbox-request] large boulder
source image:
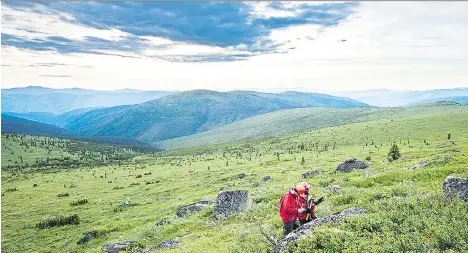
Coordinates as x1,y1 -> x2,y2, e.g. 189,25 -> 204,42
273,207 -> 366,253
336,158 -> 368,173
213,190 -> 251,218
176,200 -> 212,217
443,176 -> 468,202
101,241 -> 134,253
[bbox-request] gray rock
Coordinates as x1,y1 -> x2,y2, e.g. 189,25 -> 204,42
336,158 -> 368,173
272,207 -> 366,253
301,170 -> 323,179
253,182 -> 261,187
325,185 -> 341,193
176,200 -> 212,217
78,231 -> 96,245
156,218 -> 171,226
101,241 -> 134,253
238,173 -> 247,179
411,161 -> 431,169
443,176 -> 468,202
263,176 -> 272,182
213,190 -> 251,219
281,170 -> 286,174
156,240 -> 181,249
120,201 -> 133,208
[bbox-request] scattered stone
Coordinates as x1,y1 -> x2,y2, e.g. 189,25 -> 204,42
78,231 -> 97,245
449,149 -> 461,153
253,182 -> 261,187
411,161 -> 431,169
263,176 -> 272,182
273,207 -> 366,253
213,190 -> 251,219
342,178 -> 349,182
336,158 -> 368,173
176,200 -> 212,217
238,173 -> 247,179
156,240 -> 181,249
281,170 -> 286,174
325,185 -> 341,193
443,176 -> 468,202
437,141 -> 457,147
120,201 -> 133,208
364,170 -> 381,178
156,218 -> 171,226
101,241 -> 134,253
301,170 -> 323,179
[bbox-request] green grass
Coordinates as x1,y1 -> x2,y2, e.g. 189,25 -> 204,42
156,103 -> 465,150
2,104 -> 468,252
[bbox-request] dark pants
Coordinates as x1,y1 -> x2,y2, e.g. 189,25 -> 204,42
283,221 -> 299,236
299,219 -> 309,226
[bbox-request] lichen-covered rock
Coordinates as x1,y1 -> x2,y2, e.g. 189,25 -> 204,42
101,241 -> 134,253
336,158 -> 368,173
263,176 -> 272,182
156,240 -> 181,249
120,201 -> 133,207
253,182 -> 261,187
176,200 -> 212,217
213,190 -> 251,219
325,185 -> 341,193
238,173 -> 247,179
273,207 -> 366,253
443,176 -> 468,202
301,170 -> 323,179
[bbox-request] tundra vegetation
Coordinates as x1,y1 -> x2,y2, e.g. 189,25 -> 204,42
1,104 -> 468,252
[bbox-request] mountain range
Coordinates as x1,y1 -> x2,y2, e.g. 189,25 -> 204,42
2,86 -> 467,150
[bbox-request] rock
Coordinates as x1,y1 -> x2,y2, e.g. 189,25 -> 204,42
272,207 -> 366,253
156,218 -> 171,226
263,176 -> 272,182
238,173 -> 247,179
325,185 -> 341,193
101,241 -> 134,253
411,161 -> 431,169
213,190 -> 251,219
281,170 -> 286,174
336,158 -> 368,173
443,176 -> 468,202
120,201 -> 133,208
78,231 -> 97,245
176,200 -> 212,217
137,240 -> 181,253
253,182 -> 261,187
301,170 -> 323,179
156,240 -> 181,249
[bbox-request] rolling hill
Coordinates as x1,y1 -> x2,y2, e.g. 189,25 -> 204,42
331,88 -> 468,107
59,90 -> 371,142
414,96 -> 468,105
1,86 -> 174,114
155,103 -> 466,150
1,114 -> 157,150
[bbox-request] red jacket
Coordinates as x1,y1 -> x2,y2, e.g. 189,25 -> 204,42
297,195 -> 317,221
279,190 -> 299,223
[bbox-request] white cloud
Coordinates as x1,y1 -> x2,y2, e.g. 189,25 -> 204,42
2,2 -> 468,92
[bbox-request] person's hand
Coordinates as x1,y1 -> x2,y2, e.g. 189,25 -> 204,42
298,208 -> 306,213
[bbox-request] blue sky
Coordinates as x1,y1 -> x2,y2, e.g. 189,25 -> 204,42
2,2 -> 468,91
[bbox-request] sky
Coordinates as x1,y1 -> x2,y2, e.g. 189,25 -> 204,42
1,1 -> 468,92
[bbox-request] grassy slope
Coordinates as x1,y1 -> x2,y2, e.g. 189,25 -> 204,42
156,104 -> 460,150
62,90 -> 370,142
2,104 -> 468,253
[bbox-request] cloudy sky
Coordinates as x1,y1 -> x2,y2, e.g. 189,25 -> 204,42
1,1 -> 467,91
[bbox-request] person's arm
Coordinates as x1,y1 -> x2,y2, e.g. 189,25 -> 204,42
313,197 -> 324,205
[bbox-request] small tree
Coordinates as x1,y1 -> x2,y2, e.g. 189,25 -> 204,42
388,144 -> 401,161
301,156 -> 305,165
448,133 -> 451,140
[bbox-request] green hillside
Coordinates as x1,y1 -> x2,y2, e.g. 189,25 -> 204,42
62,90 -> 370,142
156,104 -> 462,150
2,104 -> 467,252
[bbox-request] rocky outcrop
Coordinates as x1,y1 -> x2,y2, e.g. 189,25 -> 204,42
135,240 -> 181,253
213,190 -> 251,219
176,200 -> 212,217
301,170 -> 323,179
336,158 -> 368,173
443,176 -> 468,202
101,241 -> 134,253
273,207 -> 366,253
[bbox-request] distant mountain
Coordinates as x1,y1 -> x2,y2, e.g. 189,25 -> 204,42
413,96 -> 468,105
330,88 -> 468,107
1,114 -> 156,150
60,90 -> 371,142
1,86 -> 175,114
156,103 -> 467,150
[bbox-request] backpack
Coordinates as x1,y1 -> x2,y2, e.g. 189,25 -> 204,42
279,193 -> 288,215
